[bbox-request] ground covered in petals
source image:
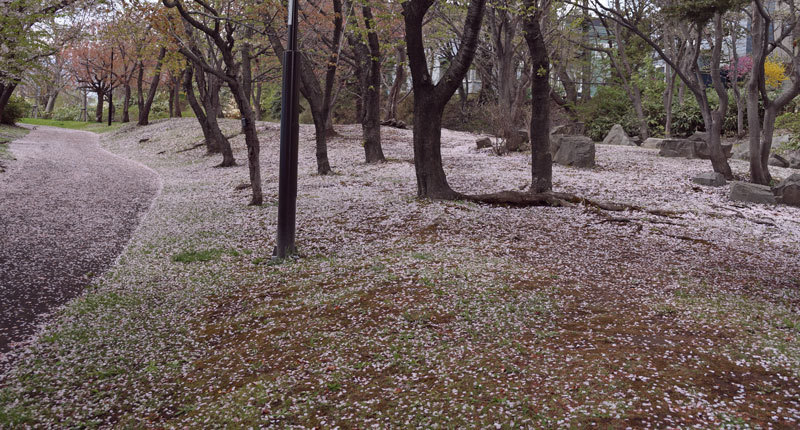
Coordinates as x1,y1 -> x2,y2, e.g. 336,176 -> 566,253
1,118 -> 799,428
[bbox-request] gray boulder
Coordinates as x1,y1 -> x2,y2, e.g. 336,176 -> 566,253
692,172 -> 726,187
730,181 -> 777,204
552,135 -> 595,168
602,124 -> 636,146
768,153 -> 789,168
476,137 -> 492,149
732,144 -> 749,161
689,131 -> 708,142
773,173 -> 800,207
659,139 -> 697,158
694,140 -> 733,159
786,150 -> 800,169
642,138 -> 664,149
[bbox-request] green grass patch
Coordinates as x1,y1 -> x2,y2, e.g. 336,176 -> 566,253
0,124 -> 29,146
18,118 -> 124,133
171,248 -> 239,263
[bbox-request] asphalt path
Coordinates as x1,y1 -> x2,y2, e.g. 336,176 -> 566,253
0,125 -> 159,364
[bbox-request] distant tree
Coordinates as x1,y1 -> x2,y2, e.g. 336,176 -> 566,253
344,0 -> 385,163
583,0 -> 738,179
163,0 -> 264,205
0,0 -> 84,123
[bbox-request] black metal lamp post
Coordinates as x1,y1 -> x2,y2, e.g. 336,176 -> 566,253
274,0 -> 301,259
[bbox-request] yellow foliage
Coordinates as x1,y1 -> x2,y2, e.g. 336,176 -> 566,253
764,59 -> 788,88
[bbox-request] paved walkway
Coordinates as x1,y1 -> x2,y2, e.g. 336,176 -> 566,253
0,125 -> 159,359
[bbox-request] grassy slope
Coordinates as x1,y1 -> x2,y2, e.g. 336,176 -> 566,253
0,119 -> 798,428
18,118 -> 125,133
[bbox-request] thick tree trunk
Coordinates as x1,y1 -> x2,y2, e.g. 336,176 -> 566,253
403,0 -> 485,199
95,90 -> 104,123
412,95 -> 457,198
0,83 -> 17,124
139,47 -> 166,126
525,8 -> 552,193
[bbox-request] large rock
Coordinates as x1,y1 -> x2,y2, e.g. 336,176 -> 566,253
694,141 -> 733,159
773,173 -> 800,207
692,172 -> 726,187
642,138 -> 664,149
732,144 -> 749,160
551,135 -> 595,168
730,181 -> 777,204
476,137 -> 492,149
689,131 -> 708,142
768,153 -> 789,168
602,124 -> 636,146
659,139 -> 697,158
551,122 -> 585,136
505,129 -> 530,152
786,150 -> 800,169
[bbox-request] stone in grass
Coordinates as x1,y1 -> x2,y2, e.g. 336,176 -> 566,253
692,172 -> 726,187
552,135 -> 595,168
602,124 -> 636,146
773,173 -> 800,207
476,137 -> 492,149
729,181 -> 776,205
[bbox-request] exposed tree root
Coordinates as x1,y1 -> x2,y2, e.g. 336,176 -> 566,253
459,190 -> 685,219
177,132 -> 242,153
176,143 -> 205,153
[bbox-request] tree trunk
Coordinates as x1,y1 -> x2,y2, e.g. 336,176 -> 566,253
254,82 -> 263,120
664,67 -> 676,137
183,65 -> 216,152
45,91 -> 58,114
348,4 -> 385,163
136,61 -> 144,118
412,94 -> 457,198
524,3 -> 552,193
95,90 -> 104,123
184,62 -> 236,167
229,80 -> 263,205
0,83 -> 17,125
122,84 -> 131,122
384,46 -> 406,121
267,26 -> 334,174
403,0 -> 485,199
706,13 -> 733,179
139,47 -> 166,126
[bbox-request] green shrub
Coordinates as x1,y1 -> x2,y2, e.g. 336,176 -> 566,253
776,111 -> 800,150
576,85 -> 639,141
51,105 -> 82,121
1,95 -> 31,125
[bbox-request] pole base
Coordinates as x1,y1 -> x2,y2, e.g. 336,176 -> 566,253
272,244 -> 297,261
